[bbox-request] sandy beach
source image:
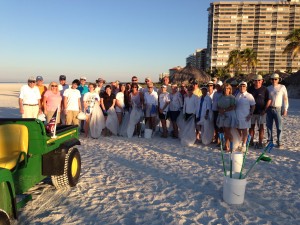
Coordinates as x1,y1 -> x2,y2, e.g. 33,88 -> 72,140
0,83 -> 299,225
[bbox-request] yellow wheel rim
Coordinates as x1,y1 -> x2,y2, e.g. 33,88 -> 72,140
71,157 -> 78,177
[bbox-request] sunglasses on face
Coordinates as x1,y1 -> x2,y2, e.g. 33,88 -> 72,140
240,85 -> 246,87
271,78 -> 278,81
51,85 -> 58,87
80,79 -> 86,81
254,80 -> 261,82
132,80 -> 137,82
28,81 -> 36,83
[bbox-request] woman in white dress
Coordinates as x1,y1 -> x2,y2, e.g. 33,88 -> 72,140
83,83 -> 100,137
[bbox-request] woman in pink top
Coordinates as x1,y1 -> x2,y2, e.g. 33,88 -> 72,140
43,82 -> 62,123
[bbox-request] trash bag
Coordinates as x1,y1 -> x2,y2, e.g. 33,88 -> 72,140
106,108 -> 119,135
201,118 -> 214,145
90,105 -> 105,138
231,127 -> 241,151
177,111 -> 185,138
119,111 -> 130,137
127,106 -> 143,138
180,115 -> 196,146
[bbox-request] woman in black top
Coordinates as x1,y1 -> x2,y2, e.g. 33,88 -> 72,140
100,85 -> 116,118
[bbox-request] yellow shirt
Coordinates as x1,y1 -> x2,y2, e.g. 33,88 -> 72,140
193,88 -> 202,97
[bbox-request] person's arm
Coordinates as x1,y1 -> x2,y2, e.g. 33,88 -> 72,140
63,96 -> 68,115
282,86 -> 289,116
78,98 -> 82,111
111,99 -> 116,109
19,98 -> 24,114
100,98 -> 106,111
43,96 -> 48,115
246,105 -> 256,121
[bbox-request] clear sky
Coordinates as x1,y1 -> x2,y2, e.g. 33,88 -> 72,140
0,0 -> 213,83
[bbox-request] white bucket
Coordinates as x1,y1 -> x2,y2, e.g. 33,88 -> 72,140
232,152 -> 244,173
223,173 -> 247,204
144,128 -> 152,139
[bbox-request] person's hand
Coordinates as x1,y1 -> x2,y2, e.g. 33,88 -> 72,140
159,109 -> 163,114
282,110 -> 288,117
20,108 -> 24,114
64,109 -> 68,115
246,114 -> 252,121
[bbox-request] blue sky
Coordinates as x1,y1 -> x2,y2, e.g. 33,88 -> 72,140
0,0 -> 212,83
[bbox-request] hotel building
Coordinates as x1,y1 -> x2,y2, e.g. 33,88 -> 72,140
206,0 -> 300,74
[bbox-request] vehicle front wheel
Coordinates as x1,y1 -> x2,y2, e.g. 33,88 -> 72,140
0,210 -> 10,225
51,148 -> 81,189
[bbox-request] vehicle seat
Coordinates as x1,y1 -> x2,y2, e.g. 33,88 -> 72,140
0,124 -> 28,170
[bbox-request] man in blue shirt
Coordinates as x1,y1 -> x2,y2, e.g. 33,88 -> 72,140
77,76 -> 89,132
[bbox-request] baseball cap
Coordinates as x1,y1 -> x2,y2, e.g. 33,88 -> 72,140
80,76 -> 87,80
59,75 -> 66,80
28,76 -> 36,81
239,81 -> 247,87
201,86 -> 208,90
253,75 -> 263,80
230,80 -> 238,86
36,76 -> 43,81
96,78 -> 104,82
208,81 -> 214,85
216,81 -> 223,86
161,85 -> 167,88
270,73 -> 280,79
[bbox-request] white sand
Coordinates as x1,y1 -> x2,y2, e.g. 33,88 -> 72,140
0,83 -> 299,224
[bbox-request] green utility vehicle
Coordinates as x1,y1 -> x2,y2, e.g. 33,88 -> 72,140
0,118 -> 81,224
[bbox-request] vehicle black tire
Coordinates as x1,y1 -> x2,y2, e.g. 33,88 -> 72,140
51,148 -> 81,189
0,210 -> 10,225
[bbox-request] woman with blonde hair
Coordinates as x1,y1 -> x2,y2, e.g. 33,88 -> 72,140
43,81 -> 62,123
217,83 -> 237,151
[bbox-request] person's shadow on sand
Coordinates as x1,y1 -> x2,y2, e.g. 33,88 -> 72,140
0,107 -> 20,118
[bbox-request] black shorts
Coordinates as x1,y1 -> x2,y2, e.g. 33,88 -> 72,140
169,111 -> 180,122
159,112 -> 168,120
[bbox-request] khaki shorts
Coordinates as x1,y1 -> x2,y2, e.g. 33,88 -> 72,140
251,114 -> 266,126
66,110 -> 79,125
22,105 -> 39,119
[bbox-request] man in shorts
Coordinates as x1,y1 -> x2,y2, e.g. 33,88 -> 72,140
248,75 -> 271,148
64,79 -> 82,125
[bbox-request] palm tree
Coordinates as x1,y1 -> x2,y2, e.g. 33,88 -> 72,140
241,48 -> 259,74
283,28 -> 300,59
226,50 -> 243,76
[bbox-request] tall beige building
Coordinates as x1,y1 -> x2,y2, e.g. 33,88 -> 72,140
206,0 -> 300,74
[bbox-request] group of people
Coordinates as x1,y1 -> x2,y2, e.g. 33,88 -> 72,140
18,73 -> 289,149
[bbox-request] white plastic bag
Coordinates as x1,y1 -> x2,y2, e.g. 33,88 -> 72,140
119,111 -> 130,137
127,106 -> 143,138
106,108 -> 119,135
181,116 -> 196,146
90,105 -> 105,138
231,127 -> 241,151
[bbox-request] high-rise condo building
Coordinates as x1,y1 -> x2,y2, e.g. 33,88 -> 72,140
206,0 -> 300,74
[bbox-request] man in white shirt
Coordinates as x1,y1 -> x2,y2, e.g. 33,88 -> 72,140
266,73 -> 289,147
19,76 -> 42,118
63,79 -> 82,125
235,81 -> 256,151
158,85 -> 170,138
183,86 -> 199,120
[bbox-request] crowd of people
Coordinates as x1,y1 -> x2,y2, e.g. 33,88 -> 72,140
18,73 -> 289,149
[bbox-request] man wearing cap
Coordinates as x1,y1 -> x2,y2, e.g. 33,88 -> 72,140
58,75 -> 69,124
143,82 -> 158,133
77,76 -> 89,131
235,81 -> 256,152
36,76 -> 47,111
143,77 -> 158,94
58,75 -> 69,95
169,83 -> 183,138
161,75 -> 172,93
95,78 -> 105,95
231,80 -> 239,97
207,81 -> 215,99
248,75 -> 271,148
196,86 -> 212,143
19,76 -> 42,118
266,73 -> 289,147
131,76 -> 143,91
158,85 -> 170,138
